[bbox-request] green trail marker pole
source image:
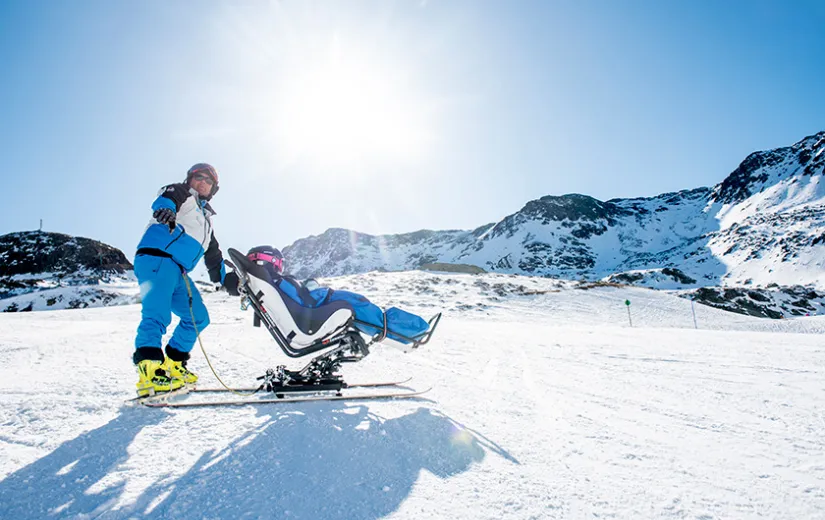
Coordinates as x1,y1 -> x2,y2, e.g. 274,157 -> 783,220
625,299 -> 632,327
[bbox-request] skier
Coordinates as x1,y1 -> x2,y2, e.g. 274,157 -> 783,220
245,246 -> 430,342
132,163 -> 240,397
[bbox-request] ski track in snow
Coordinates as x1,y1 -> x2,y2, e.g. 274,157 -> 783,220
0,271 -> 824,519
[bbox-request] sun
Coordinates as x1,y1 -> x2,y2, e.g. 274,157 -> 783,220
271,37 -> 431,170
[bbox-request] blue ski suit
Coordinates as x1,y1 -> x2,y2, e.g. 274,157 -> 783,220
133,183 -> 227,364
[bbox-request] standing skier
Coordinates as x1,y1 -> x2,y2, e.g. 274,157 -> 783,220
132,163 -> 240,396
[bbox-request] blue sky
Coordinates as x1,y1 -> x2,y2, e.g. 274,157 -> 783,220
1,0 -> 824,259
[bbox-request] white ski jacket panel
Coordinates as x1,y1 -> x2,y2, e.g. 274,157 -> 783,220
136,183 -> 226,280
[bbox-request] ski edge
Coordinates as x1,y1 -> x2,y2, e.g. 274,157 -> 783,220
124,385 -> 192,405
143,387 -> 432,409
190,377 -> 413,394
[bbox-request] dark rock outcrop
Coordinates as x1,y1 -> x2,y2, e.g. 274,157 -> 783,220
0,231 -> 134,306
0,231 -> 132,277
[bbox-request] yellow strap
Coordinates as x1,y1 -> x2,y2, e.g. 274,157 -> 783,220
182,273 -> 257,397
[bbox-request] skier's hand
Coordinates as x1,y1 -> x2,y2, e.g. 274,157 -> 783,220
153,208 -> 176,232
222,271 -> 241,296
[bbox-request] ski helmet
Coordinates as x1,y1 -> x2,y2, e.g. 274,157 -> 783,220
186,163 -> 220,198
247,246 -> 285,278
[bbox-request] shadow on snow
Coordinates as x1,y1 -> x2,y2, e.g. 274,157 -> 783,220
0,403 -> 517,520
0,407 -> 166,519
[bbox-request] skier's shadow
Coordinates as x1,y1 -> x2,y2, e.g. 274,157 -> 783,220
0,407 -> 167,520
133,404 -> 516,519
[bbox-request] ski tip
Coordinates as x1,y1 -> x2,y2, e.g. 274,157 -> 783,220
124,386 -> 191,407
406,387 -> 432,397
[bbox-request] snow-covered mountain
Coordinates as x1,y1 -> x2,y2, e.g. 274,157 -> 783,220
4,131 -> 824,317
286,131 -> 825,290
2,270 -> 824,519
0,231 -> 137,312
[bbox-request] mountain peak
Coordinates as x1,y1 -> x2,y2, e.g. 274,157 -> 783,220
0,231 -> 135,311
528,193 -> 627,221
712,130 -> 825,205
0,231 -> 132,277
276,129 -> 825,289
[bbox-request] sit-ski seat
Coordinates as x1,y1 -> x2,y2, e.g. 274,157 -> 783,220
228,249 -> 354,349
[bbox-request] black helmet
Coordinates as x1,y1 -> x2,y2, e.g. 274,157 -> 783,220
247,245 -> 284,279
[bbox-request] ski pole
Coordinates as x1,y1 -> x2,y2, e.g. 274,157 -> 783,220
691,299 -> 698,329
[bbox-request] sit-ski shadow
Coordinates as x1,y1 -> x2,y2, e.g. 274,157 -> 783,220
0,407 -> 167,519
0,403 -> 517,520
129,404 -> 517,519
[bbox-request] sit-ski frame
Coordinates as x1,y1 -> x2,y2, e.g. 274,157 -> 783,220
226,249 -> 441,395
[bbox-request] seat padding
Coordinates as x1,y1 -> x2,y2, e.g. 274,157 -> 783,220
247,274 -> 353,347
229,249 -> 355,347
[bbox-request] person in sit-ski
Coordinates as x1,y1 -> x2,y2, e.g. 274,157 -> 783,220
132,163 -> 240,397
245,246 -> 429,343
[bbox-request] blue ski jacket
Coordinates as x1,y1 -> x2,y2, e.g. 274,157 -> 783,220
136,183 -> 226,282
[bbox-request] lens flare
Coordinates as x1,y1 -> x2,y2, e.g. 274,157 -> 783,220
449,424 -> 474,447
376,235 -> 390,269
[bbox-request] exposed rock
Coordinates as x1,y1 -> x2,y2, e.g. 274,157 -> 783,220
419,263 -> 487,274
0,231 -> 136,311
0,231 -> 132,277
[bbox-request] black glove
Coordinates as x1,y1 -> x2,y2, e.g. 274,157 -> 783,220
153,208 -> 176,232
222,271 -> 241,296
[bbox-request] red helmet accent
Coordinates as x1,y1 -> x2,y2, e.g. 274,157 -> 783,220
247,246 -> 284,275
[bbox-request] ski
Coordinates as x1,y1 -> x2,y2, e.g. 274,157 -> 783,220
140,387 -> 432,409
124,385 -> 192,406
189,377 -> 413,394
345,377 -> 413,388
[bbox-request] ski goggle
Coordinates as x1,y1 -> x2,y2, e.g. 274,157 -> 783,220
192,173 -> 215,185
248,252 -> 284,273
188,164 -> 219,183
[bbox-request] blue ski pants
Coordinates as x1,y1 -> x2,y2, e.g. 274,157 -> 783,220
134,255 -> 209,353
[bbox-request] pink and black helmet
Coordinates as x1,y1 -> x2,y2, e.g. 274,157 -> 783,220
247,246 -> 284,278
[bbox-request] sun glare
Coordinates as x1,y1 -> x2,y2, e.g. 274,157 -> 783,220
272,38 -> 431,170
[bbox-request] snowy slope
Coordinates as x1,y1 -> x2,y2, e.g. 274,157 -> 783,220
1,270 -> 824,519
0,272 -> 139,312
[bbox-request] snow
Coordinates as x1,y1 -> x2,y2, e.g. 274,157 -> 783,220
0,275 -> 139,312
1,269 -> 139,312
1,270 -> 824,519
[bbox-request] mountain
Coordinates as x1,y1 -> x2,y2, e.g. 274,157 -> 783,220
0,231 -> 137,312
284,131 -> 825,290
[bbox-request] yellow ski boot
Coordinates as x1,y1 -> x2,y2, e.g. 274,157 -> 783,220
136,359 -> 184,397
162,358 -> 198,385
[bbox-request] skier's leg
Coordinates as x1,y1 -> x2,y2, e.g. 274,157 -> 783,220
165,272 -> 209,383
133,256 -> 183,395
169,272 -> 210,353
134,255 -> 178,361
